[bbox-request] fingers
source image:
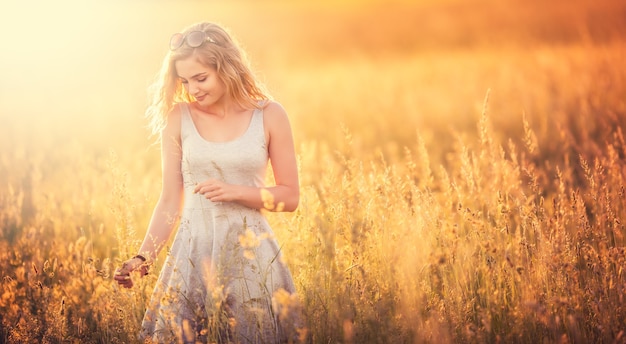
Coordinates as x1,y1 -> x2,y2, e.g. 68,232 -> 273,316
203,189 -> 222,201
139,264 -> 150,277
194,180 -> 225,201
113,259 -> 142,288
194,179 -> 217,194
195,182 -> 217,192
114,269 -> 134,288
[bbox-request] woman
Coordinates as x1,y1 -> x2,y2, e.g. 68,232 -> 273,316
114,22 -> 300,343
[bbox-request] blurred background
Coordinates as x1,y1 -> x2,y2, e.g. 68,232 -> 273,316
2,0 -> 624,154
1,1 -> 626,342
2,0 -> 625,250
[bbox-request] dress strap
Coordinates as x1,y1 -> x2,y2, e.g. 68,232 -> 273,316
249,107 -> 264,135
179,103 -> 193,141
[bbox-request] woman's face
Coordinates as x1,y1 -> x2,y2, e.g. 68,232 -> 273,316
175,56 -> 226,107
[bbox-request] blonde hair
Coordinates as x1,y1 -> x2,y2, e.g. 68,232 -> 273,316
145,22 -> 271,136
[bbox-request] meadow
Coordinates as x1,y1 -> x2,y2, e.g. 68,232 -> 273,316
1,0 -> 625,343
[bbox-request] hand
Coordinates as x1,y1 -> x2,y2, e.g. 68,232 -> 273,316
194,179 -> 239,202
114,257 -> 148,289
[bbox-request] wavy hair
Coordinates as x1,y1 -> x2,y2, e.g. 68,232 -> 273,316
145,22 -> 271,137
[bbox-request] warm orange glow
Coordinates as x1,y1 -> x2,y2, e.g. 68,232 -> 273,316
1,0 -> 624,133
0,0 -> 625,342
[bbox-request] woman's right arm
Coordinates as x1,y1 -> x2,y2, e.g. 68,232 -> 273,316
114,108 -> 183,287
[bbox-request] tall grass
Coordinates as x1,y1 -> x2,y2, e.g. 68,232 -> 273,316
1,1 -> 626,342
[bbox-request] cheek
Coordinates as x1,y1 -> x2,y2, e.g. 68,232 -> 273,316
213,78 -> 227,93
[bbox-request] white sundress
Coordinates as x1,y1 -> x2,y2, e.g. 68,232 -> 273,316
140,103 -> 298,343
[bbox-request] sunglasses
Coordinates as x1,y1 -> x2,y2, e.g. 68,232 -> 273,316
169,31 -> 216,50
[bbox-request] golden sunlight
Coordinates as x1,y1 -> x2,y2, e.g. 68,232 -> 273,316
0,0 -> 625,342
1,1 -> 148,126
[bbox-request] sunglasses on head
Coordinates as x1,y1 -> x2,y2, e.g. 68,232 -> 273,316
169,31 -> 215,50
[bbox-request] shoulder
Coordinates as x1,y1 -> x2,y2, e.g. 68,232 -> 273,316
261,101 -> 290,127
261,101 -> 294,145
162,103 -> 185,140
169,103 -> 187,125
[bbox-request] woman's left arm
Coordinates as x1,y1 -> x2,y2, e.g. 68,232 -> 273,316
261,101 -> 300,211
194,101 -> 299,211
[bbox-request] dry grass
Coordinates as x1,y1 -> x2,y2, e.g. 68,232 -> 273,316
1,0 -> 626,343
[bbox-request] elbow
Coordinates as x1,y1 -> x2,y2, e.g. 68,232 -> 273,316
283,197 -> 299,212
266,185 -> 298,212
283,190 -> 299,212
273,187 -> 299,212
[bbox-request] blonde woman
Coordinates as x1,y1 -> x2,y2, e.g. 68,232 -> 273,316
114,22 -> 300,343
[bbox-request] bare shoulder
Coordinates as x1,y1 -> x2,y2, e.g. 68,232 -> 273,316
262,101 -> 294,147
162,103 -> 184,140
263,100 -> 287,116
169,103 -> 185,124
262,101 -> 290,128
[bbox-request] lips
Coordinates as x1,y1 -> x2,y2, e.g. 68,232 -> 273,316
195,94 -> 207,101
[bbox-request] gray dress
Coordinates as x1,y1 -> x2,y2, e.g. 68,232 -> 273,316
141,103 -> 296,343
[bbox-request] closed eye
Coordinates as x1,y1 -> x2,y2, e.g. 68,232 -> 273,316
177,73 -> 207,84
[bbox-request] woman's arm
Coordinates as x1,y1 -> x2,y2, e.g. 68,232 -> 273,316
136,110 -> 185,260
194,101 -> 299,212
114,108 -> 184,287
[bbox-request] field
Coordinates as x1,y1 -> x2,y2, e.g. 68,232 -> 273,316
1,0 -> 626,343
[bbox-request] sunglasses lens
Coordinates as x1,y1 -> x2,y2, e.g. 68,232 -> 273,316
169,33 -> 185,50
186,31 -> 206,48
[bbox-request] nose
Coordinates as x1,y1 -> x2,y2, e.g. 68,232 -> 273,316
188,82 -> 200,95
